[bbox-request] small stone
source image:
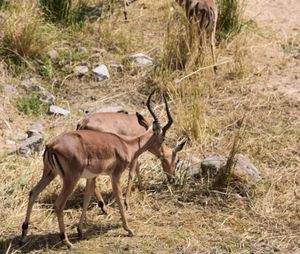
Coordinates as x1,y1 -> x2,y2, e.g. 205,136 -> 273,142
15,133 -> 28,141
27,123 -> 43,137
92,64 -> 110,81
128,53 -> 155,66
96,106 -> 128,113
48,49 -> 59,61
110,64 -> 124,72
2,85 -> 17,94
5,139 -> 16,145
77,47 -> 88,55
35,85 -> 55,104
49,105 -> 70,116
20,77 -> 38,90
74,65 -> 89,77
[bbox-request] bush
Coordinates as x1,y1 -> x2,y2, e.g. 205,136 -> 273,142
216,0 -> 246,41
39,0 -> 87,26
16,95 -> 48,116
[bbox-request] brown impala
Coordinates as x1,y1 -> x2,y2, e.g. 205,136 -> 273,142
20,91 -> 178,248
177,0 -> 218,73
77,106 -> 186,213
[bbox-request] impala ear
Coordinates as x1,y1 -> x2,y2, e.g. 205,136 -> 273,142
173,139 -> 187,154
136,112 -> 149,130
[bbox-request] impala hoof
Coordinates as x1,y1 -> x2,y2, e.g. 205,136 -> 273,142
127,230 -> 135,237
77,227 -> 83,239
18,237 -> 25,246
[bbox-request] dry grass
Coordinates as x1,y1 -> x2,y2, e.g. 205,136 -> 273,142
0,0 -> 300,253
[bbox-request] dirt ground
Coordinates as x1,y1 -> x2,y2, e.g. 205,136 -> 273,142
245,0 -> 300,101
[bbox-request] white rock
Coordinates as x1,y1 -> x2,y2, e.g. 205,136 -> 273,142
92,64 -> 110,81
3,85 -> 17,94
128,53 -> 155,66
48,49 -> 59,61
49,105 -> 70,116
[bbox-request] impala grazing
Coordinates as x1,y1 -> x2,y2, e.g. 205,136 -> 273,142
77,111 -> 186,212
176,0 -> 218,73
20,91 -> 176,248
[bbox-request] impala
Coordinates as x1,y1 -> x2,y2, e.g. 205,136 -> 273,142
176,0 -> 218,73
77,111 -> 186,212
20,91 -> 175,248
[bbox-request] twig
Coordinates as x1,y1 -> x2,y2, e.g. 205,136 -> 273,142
175,60 -> 233,83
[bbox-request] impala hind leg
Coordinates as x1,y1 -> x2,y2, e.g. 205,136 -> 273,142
20,168 -> 56,244
77,178 -> 96,238
94,182 -> 108,215
54,178 -> 79,249
112,174 -> 134,236
124,160 -> 140,211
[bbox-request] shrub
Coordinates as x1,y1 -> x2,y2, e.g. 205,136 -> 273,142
39,0 -> 87,26
16,95 -> 48,116
216,0 -> 246,41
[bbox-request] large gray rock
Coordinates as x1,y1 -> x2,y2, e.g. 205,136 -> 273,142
234,154 -> 261,182
92,64 -> 110,81
49,105 -> 70,116
128,53 -> 155,66
9,134 -> 43,156
200,154 -> 261,183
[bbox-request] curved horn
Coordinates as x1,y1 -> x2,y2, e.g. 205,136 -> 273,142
146,90 -> 161,132
162,93 -> 173,136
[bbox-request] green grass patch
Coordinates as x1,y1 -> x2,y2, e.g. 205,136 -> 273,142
16,95 -> 48,116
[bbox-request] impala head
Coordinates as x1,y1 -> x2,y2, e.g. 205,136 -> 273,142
139,91 -> 186,183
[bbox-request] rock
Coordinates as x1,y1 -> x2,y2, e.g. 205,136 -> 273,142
35,85 -> 55,104
15,133 -> 28,141
234,154 -> 261,182
128,53 -> 155,66
21,77 -> 38,90
48,49 -> 59,61
200,154 -> 261,184
49,105 -> 70,116
177,156 -> 202,177
92,64 -> 110,81
201,155 -> 227,177
20,78 -> 55,104
97,106 -> 128,113
27,123 -> 43,137
74,64 -> 89,77
110,64 -> 124,72
77,47 -> 89,55
85,106 -> 128,114
9,134 -> 43,156
2,85 -> 17,94
5,139 -> 16,145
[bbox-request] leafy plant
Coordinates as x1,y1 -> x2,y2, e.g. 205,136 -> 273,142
16,95 -> 48,116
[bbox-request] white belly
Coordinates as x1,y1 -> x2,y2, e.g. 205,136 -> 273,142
81,169 -> 110,179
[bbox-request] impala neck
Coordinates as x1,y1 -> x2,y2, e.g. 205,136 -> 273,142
124,127 -> 157,161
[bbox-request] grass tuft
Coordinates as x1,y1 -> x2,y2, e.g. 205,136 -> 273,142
217,0 -> 247,41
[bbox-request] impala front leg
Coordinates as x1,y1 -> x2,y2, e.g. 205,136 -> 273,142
94,181 -> 108,215
112,173 -> 134,236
